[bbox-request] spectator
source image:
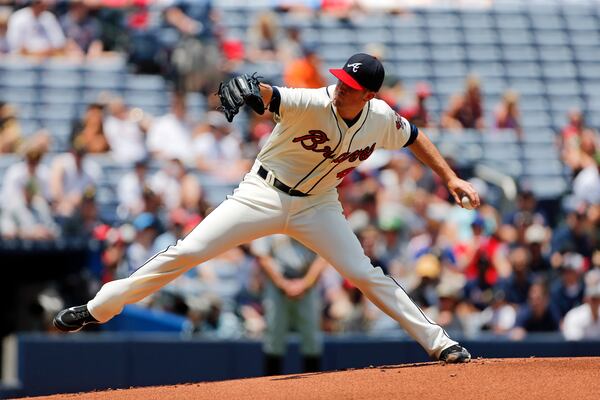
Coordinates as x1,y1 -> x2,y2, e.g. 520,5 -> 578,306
283,45 -> 326,89
562,270 -> 600,340
550,252 -> 585,318
149,158 -> 201,212
502,189 -> 548,242
0,102 -> 22,153
562,124 -> 598,177
59,0 -> 105,60
560,108 -> 588,165
247,11 -> 280,62
478,288 -> 517,336
60,187 -> 101,241
456,214 -> 511,287
6,0 -> 66,58
103,97 -> 149,164
409,254 -> 441,308
117,157 -> 150,218
400,82 -> 433,129
495,89 -> 522,139
0,132 -> 51,209
70,102 -> 110,154
278,24 -> 304,63
573,153 -> 600,206
193,111 -> 247,182
120,212 -> 161,279
428,279 -> 465,337
551,208 -> 594,259
0,8 -> 10,54
49,139 -> 102,218
524,223 -> 552,275
147,92 -> 194,166
0,178 -> 59,241
496,246 -> 533,306
164,1 -> 222,93
441,75 -> 484,131
510,281 -> 561,340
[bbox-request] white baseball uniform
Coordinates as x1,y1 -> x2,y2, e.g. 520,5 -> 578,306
87,85 -> 458,358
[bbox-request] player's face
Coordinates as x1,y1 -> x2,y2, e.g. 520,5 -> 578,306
333,81 -> 374,108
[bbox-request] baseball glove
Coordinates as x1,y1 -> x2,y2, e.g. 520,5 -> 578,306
218,73 -> 265,122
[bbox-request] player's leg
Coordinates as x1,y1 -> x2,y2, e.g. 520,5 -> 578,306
263,280 -> 290,375
291,285 -> 322,372
55,175 -> 286,331
289,201 -> 469,362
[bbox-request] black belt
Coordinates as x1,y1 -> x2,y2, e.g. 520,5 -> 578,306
257,166 -> 309,197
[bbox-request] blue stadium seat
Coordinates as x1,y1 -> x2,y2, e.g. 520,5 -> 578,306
0,71 -> 37,88
391,45 -> 430,62
464,29 -> 497,45
39,89 -> 81,105
124,75 -> 166,91
466,46 -> 501,63
498,30 -> 533,45
1,88 -> 37,104
502,46 -> 538,62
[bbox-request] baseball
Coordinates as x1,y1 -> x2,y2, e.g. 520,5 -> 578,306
461,195 -> 475,210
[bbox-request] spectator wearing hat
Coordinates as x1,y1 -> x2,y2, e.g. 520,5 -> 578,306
400,82 -> 433,129
0,177 -> 59,241
283,45 -> 327,89
562,270 -> 600,340
193,111 -> 247,182
49,138 -> 102,218
550,252 -> 586,318
409,254 -> 442,309
120,212 -> 161,278
6,0 -> 66,58
456,213 -> 511,288
510,280 -> 561,340
60,187 -> 101,241
524,223 -> 552,275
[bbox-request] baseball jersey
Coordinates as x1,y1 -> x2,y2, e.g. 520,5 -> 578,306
257,85 -> 417,195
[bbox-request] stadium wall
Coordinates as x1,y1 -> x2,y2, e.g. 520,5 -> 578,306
5,333 -> 600,398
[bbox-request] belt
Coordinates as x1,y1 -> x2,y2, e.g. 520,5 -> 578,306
257,166 -> 309,197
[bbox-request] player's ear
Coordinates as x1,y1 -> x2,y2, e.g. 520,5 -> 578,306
364,91 -> 376,101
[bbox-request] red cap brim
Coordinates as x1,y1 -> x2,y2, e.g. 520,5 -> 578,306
329,68 -> 364,90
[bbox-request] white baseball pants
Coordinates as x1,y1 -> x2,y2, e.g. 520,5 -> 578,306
88,162 -> 457,357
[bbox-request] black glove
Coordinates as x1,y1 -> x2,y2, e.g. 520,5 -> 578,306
217,73 -> 265,122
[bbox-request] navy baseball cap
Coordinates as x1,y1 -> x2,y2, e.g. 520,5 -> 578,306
329,53 -> 385,92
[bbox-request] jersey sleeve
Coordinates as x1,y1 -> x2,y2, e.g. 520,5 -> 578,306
380,108 -> 419,150
273,87 -> 315,121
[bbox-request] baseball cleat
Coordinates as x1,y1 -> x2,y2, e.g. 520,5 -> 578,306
53,305 -> 99,332
439,345 -> 471,363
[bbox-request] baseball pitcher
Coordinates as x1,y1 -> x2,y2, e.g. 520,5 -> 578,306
55,53 -> 479,363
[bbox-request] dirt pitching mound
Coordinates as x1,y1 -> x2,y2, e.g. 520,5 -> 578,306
23,357 -> 600,400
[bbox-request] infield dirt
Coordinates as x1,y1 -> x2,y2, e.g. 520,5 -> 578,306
20,357 -> 600,400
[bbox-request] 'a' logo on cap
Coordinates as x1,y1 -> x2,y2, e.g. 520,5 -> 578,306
347,63 -> 362,72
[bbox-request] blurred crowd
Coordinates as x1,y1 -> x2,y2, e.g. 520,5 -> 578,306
1,0 -> 600,342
